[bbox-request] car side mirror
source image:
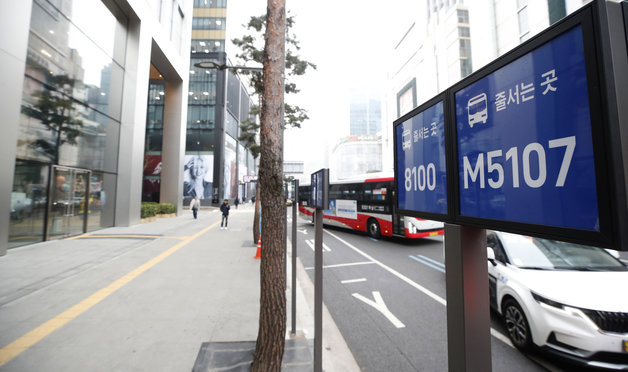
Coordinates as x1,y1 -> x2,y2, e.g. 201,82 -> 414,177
487,247 -> 497,266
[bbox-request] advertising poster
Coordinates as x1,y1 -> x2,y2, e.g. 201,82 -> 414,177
183,153 -> 214,199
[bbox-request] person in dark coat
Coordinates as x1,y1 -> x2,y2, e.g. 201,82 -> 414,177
220,199 -> 230,230
234,198 -> 239,209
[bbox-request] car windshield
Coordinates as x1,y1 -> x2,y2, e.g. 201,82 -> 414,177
500,233 -> 627,271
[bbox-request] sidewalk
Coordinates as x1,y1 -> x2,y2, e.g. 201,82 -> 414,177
0,203 -> 359,371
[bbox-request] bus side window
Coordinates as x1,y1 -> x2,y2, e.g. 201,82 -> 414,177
329,184 -> 341,200
363,184 -> 373,201
353,183 -> 363,199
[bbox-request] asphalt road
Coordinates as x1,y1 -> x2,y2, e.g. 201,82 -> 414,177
289,215 -> 600,372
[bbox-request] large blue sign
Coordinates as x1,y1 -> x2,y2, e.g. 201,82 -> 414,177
455,25 -> 599,231
396,101 -> 447,215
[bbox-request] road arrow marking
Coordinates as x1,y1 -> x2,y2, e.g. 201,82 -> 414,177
352,291 -> 405,328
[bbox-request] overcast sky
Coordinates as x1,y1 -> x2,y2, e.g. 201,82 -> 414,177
225,0 -> 422,177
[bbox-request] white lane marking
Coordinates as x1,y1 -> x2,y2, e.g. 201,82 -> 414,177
325,230 -> 446,306
325,230 -> 516,348
491,328 -> 514,348
305,239 -> 331,252
352,291 -> 406,328
341,278 -> 367,284
304,261 -> 375,271
298,229 -> 308,235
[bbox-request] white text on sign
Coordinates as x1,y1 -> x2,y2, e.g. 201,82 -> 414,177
463,136 -> 576,189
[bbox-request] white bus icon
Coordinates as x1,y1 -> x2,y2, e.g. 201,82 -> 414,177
402,127 -> 412,150
467,93 -> 488,128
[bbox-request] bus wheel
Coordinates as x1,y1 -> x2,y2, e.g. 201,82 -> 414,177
367,219 -> 381,239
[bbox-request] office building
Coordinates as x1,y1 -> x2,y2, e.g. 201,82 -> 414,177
1,0 -> 192,255
349,91 -> 382,136
331,135 -> 383,180
146,0 -> 257,207
382,0 -> 591,172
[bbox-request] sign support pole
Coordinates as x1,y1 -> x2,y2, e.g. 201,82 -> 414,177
291,179 -> 298,336
444,224 -> 491,372
313,207 -> 323,372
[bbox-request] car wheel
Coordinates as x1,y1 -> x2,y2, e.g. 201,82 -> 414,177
503,298 -> 532,351
367,219 -> 381,239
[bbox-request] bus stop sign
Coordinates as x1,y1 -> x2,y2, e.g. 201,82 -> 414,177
395,97 -> 448,219
454,25 -> 599,231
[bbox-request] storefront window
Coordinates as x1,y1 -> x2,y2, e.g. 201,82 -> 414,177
9,161 -> 49,248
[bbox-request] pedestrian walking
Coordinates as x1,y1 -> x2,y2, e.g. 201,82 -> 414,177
189,196 -> 200,219
234,197 -> 239,209
220,199 -> 230,229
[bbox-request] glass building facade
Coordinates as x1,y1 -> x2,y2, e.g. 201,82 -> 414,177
10,0 -> 126,248
2,0 -> 192,254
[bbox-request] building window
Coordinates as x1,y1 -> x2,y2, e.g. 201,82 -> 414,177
191,39 -> 224,53
518,0 -> 530,42
193,0 -> 227,8
460,58 -> 472,78
457,9 -> 469,24
192,17 -> 226,30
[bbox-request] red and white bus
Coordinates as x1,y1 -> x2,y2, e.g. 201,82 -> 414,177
297,176 -> 444,239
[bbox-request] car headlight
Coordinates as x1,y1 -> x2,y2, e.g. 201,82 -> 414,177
531,292 -> 596,325
531,292 -> 564,309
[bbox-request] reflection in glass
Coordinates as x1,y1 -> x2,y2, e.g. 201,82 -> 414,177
87,171 -> 115,231
19,77 -> 120,172
27,0 -> 124,121
9,161 -> 49,249
224,135 -> 237,199
11,0 -> 125,247
48,167 -> 88,239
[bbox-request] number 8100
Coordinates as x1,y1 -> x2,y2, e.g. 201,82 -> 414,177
405,163 -> 437,192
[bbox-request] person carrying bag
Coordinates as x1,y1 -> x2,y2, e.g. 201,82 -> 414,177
190,196 -> 200,219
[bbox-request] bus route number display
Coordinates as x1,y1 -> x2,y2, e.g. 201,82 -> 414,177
455,25 -> 599,231
395,100 -> 447,216
310,168 -> 329,210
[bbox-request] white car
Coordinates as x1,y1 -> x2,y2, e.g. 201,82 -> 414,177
487,231 -> 628,370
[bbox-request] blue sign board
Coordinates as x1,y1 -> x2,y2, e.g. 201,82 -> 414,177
310,168 -> 329,210
396,100 -> 447,215
455,25 -> 599,231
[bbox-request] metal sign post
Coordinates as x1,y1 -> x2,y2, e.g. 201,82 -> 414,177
444,224 -> 490,371
310,169 -> 328,372
291,179 -> 299,336
314,207 -> 323,372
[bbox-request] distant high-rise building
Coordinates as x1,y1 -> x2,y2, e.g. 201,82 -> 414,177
349,93 -> 382,136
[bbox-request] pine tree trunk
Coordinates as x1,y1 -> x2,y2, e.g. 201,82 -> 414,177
251,0 -> 286,371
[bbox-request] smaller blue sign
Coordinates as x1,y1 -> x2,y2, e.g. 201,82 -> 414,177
396,101 -> 447,215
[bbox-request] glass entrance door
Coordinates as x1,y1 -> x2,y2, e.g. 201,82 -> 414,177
48,166 -> 90,239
